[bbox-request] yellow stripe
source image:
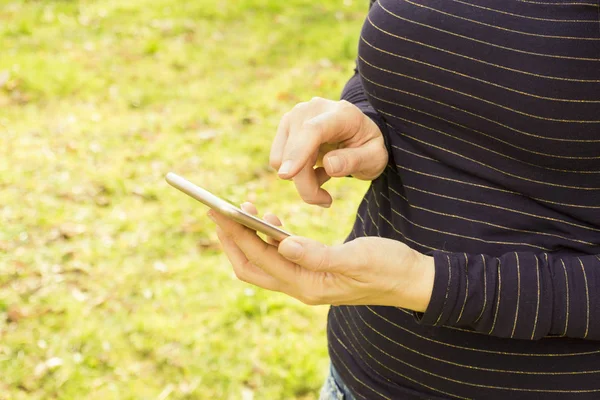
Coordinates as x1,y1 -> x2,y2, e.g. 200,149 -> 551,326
352,307 -> 600,391
489,259 -> 502,335
397,130 -> 600,190
333,308 -> 468,399
349,307 -> 600,375
355,210 -> 367,236
560,259 -> 570,336
376,108 -> 600,174
387,184 -> 597,247
377,210 -> 438,251
404,0 -> 600,40
390,159 -> 600,210
448,0 -> 599,21
333,309 -> 470,399
391,146 -> 439,163
329,336 -> 388,399
366,88 -> 600,159
358,193 -> 440,251
456,253 -> 469,324
360,56 -> 600,123
434,255 -> 453,326
366,14 -> 600,82
379,2 -> 600,61
474,255 -> 488,324
366,186 -> 381,237
578,257 -> 590,339
332,308 -> 403,389
380,192 -> 551,250
362,37 -> 600,104
515,0 -> 597,5
366,306 -> 600,356
363,194 -> 440,251
511,253 -> 522,338
371,184 -> 381,208
399,181 -> 600,233
361,72 -> 600,143
531,256 -> 541,340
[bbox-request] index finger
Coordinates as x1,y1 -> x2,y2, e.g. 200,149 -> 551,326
269,113 -> 290,170
278,110 -> 349,179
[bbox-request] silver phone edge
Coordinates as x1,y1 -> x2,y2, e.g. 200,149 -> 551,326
227,207 -> 291,241
166,172 -> 292,241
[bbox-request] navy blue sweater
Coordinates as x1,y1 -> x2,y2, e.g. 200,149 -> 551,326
328,1 -> 600,398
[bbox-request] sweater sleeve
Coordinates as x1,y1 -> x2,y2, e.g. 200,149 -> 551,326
339,0 -> 392,156
414,251 -> 600,340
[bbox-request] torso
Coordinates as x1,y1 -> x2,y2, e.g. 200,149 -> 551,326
329,1 -> 600,398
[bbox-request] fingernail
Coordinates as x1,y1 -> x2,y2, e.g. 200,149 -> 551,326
279,239 -> 303,261
278,160 -> 293,176
207,211 -> 216,222
327,156 -> 341,174
318,203 -> 331,209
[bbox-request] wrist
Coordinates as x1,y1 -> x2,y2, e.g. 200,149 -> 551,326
400,252 -> 435,313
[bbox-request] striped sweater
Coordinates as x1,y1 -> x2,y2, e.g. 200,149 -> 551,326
328,1 -> 600,398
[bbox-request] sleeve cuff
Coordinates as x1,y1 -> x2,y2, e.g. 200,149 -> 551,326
363,109 -> 392,158
413,251 -> 460,327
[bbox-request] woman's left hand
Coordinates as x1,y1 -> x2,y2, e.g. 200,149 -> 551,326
209,203 -> 435,312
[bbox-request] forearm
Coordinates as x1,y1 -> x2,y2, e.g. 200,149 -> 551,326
414,251 -> 600,340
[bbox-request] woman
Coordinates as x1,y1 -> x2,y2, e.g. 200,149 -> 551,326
208,0 -> 600,398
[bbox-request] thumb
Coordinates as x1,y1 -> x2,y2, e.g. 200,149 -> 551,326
278,236 -> 358,273
323,139 -> 387,180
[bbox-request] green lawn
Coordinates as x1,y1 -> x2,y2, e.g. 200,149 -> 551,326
0,1 -> 370,398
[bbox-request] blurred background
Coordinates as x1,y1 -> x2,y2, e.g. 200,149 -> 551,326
0,0 -> 371,398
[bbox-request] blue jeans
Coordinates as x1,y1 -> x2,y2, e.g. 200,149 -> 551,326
319,364 -> 356,400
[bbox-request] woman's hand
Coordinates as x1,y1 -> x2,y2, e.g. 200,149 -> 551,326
270,97 -> 388,208
210,203 -> 435,312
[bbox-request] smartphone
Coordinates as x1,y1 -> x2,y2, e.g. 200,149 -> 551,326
165,172 -> 291,241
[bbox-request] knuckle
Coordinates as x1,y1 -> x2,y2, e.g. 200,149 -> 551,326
292,101 -> 309,112
353,236 -> 373,247
338,99 -> 352,109
338,99 -> 357,112
300,120 -> 325,140
350,237 -> 374,266
300,118 -> 321,132
338,101 -> 363,130
308,97 -> 336,112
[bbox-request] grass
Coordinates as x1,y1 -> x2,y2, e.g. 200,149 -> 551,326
0,0 -> 370,398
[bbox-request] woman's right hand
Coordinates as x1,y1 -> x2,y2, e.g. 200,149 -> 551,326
269,97 -> 388,208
